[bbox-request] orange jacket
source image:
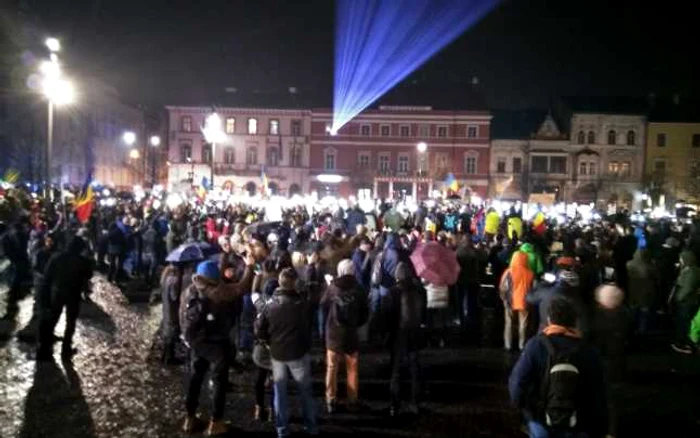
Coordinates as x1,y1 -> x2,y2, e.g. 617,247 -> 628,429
500,251 -> 535,311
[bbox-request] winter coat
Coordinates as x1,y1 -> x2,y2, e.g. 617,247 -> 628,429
389,278 -> 426,335
320,275 -> 369,354
379,233 -> 406,290
456,244 -> 483,287
255,288 -> 312,362
161,266 -> 191,334
527,282 -> 586,333
590,305 -> 630,380
485,210 -> 500,235
107,225 -> 126,255
500,251 -> 535,311
345,208 -> 366,235
512,243 -> 544,276
674,251 -> 700,306
508,334 -> 609,437
425,281 -> 449,309
352,248 -> 372,291
41,238 -> 93,303
626,250 -> 659,309
141,226 -> 159,255
178,266 -> 254,346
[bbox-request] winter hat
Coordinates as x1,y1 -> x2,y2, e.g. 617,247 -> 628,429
196,260 -> 220,282
278,267 -> 297,290
595,284 -> 624,309
558,270 -> 580,287
337,259 -> 354,277
664,237 -> 680,248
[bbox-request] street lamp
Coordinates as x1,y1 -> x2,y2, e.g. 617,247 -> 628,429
149,135 -> 161,147
123,131 -> 136,146
202,112 -> 223,189
417,142 -> 427,176
45,37 -> 61,52
149,135 -> 161,185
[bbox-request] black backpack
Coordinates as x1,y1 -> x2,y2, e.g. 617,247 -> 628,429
181,285 -> 211,348
333,290 -> 368,328
540,336 -> 581,430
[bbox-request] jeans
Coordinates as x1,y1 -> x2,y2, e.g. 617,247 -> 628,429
185,345 -> 231,420
38,293 -> 81,356
504,307 -> 529,350
325,350 -> 359,404
107,253 -> 123,283
272,354 -> 317,437
526,421 -> 589,438
141,252 -> 157,286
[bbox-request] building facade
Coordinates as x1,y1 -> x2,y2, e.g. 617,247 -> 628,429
166,106 -> 311,195
645,120 -> 700,204
309,106 -> 491,199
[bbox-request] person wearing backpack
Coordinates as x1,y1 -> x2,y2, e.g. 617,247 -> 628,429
509,296 -> 609,438
320,259 -> 370,414
180,256 -> 255,436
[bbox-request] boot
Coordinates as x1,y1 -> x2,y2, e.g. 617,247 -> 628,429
205,419 -> 228,436
182,415 -> 196,434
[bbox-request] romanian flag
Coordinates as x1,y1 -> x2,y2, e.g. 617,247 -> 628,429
74,176 -> 94,224
261,165 -> 269,196
3,168 -> 20,184
532,211 -> 546,236
444,173 -> 459,192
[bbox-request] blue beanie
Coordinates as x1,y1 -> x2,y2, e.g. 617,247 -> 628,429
196,260 -> 220,282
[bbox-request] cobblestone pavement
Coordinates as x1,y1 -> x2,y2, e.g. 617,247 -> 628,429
1,274 -> 699,438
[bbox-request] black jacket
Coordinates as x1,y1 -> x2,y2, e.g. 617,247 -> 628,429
388,278 -> 426,340
255,288 -> 311,362
320,275 -> 369,354
41,238 -> 93,302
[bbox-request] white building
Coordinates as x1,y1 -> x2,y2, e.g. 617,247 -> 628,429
166,106 -> 311,196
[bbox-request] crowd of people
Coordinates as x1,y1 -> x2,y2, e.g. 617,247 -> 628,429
2,187 -> 700,438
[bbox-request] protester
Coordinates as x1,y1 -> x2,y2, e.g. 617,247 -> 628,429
670,250 -> 700,354
626,248 -> 659,338
499,251 -> 535,350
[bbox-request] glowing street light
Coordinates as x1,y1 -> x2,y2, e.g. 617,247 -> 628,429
417,142 -> 427,153
417,142 -> 427,177
42,77 -> 74,106
129,148 -> 140,160
149,135 -> 161,147
45,37 -> 61,52
123,131 -> 136,146
202,112 -> 224,189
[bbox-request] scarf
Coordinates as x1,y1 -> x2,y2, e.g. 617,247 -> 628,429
542,324 -> 582,339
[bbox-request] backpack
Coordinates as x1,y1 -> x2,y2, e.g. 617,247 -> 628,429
540,336 -> 581,430
333,290 -> 368,328
181,285 -> 211,348
370,252 -> 384,287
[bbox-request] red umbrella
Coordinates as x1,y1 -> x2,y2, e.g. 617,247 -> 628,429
410,241 -> 460,286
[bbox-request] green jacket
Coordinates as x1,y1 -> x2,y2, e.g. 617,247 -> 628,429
675,251 -> 700,305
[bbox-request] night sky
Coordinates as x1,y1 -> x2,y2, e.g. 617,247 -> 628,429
12,0 -> 699,109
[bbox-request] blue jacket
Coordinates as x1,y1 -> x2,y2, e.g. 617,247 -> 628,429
526,282 -> 587,334
508,334 -> 608,437
346,208 -> 366,235
352,248 -> 371,291
380,233 -> 405,290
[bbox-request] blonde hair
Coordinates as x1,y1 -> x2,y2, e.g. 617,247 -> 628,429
337,259 -> 355,277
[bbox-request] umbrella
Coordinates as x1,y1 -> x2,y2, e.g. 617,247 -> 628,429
166,241 -> 218,263
383,209 -> 404,231
410,241 -> 460,286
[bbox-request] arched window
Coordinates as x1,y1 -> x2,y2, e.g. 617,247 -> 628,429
268,147 -> 279,166
324,148 -> 337,171
607,130 -> 617,145
626,130 -> 635,146
247,118 -> 258,135
245,181 -> 257,196
224,147 -> 235,164
577,131 -> 585,144
587,131 -> 596,144
202,144 -> 212,163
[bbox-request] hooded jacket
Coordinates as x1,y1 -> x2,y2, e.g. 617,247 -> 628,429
320,274 -> 369,354
500,251 -> 535,311
380,233 -> 406,290
674,251 -> 700,305
41,237 -> 93,302
512,243 -> 544,276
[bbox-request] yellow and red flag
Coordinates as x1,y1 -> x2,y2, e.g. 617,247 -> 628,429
74,176 -> 95,224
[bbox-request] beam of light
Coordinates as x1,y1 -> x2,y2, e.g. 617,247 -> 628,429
332,0 -> 500,132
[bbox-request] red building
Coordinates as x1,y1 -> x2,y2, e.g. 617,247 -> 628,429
310,106 -> 491,199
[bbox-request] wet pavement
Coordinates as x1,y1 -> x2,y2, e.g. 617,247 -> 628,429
1,271 -> 700,438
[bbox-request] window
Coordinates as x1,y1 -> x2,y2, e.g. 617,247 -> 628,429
291,120 -> 302,136
579,162 -> 588,175
247,118 -> 258,135
419,124 -> 430,138
436,154 -> 448,169
589,162 -> 597,175
202,144 -> 212,163
692,134 -> 700,148
360,124 -> 371,136
290,145 -> 302,167
378,154 -> 390,172
358,153 -> 370,169
269,119 -> 279,135
224,147 -> 235,164
620,161 -> 630,176
497,157 -> 506,173
246,146 -> 258,165
437,126 -> 448,138
587,131 -> 596,144
181,116 -> 192,132
607,130 -> 617,145
181,144 -> 192,162
268,147 -> 279,166
400,125 -> 410,137
577,131 -> 585,144
225,117 -> 235,134
380,125 -> 391,136
464,156 -> 477,175
531,156 -> 548,173
654,160 -> 666,173
398,155 -> 409,174
626,130 -> 635,146
608,161 -> 620,174
467,125 -> 478,139
324,149 -> 336,171
512,157 -> 522,174
550,156 -> 567,174
657,133 -> 666,147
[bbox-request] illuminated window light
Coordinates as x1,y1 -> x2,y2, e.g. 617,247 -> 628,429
317,174 -> 343,183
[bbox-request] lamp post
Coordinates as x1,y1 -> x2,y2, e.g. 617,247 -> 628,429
202,112 -> 223,189
123,131 -> 137,185
40,38 -> 74,198
150,135 -> 161,185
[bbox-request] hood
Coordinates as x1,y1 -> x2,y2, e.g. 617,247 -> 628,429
511,251 -> 530,269
519,242 -> 535,254
681,250 -> 697,267
384,233 -> 400,251
191,274 -> 219,297
332,274 -> 360,291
